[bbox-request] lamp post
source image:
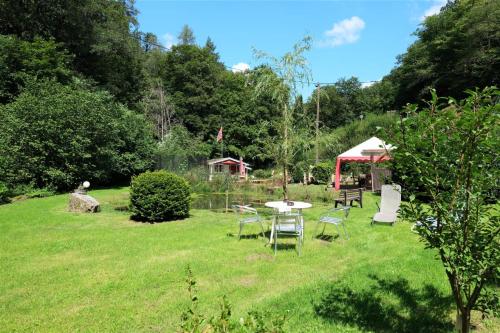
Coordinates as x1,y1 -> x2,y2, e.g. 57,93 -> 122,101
76,181 -> 90,194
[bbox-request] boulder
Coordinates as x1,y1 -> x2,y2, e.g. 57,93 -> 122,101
68,193 -> 100,213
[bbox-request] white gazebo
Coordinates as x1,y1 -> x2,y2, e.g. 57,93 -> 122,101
334,137 -> 393,190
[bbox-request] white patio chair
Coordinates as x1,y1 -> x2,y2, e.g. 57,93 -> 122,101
314,206 -> 350,240
272,212 -> 303,256
232,205 -> 265,240
271,205 -> 304,242
372,184 -> 402,226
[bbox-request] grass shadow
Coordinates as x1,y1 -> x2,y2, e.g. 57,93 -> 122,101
313,234 -> 340,242
314,274 -> 454,333
273,243 -> 299,251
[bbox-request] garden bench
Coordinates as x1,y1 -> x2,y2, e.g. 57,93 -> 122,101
334,188 -> 363,208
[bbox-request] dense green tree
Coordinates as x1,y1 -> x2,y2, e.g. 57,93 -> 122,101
387,0 -> 499,107
0,79 -> 155,191
305,77 -> 375,130
0,0 -> 146,106
156,124 -> 212,173
162,42 -> 225,138
362,79 -> 397,113
141,32 -> 160,52
0,35 -> 73,103
216,70 -> 279,164
160,40 -> 280,166
387,88 -> 499,333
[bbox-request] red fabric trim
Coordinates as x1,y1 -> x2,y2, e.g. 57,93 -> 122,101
335,157 -> 341,190
334,155 -> 390,190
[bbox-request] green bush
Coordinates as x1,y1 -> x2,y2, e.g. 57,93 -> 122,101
0,182 -> 11,204
312,162 -> 333,184
130,170 -> 191,222
291,161 -> 309,183
0,79 -> 155,191
252,169 -> 272,179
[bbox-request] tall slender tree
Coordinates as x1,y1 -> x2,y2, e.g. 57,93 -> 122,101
251,37 -> 312,200
178,25 -> 196,45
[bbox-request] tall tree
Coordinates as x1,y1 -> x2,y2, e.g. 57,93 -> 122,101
387,0 -> 500,107
0,0 -> 146,106
0,35 -> 73,104
251,37 -> 313,200
305,77 -> 370,131
142,79 -> 175,141
162,43 -> 224,138
178,25 -> 196,45
142,32 -> 160,52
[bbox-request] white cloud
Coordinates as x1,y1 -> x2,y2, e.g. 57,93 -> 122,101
361,81 -> 376,88
162,33 -> 176,49
421,0 -> 446,21
320,16 -> 365,47
231,62 -> 250,73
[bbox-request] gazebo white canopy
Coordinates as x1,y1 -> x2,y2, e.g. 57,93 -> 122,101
334,137 -> 393,190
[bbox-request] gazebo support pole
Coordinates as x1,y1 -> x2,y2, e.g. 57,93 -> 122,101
370,155 -> 374,192
335,158 -> 341,190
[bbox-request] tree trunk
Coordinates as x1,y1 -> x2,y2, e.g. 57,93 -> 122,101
283,104 -> 289,201
315,83 -> 320,164
283,164 -> 288,201
456,309 -> 470,333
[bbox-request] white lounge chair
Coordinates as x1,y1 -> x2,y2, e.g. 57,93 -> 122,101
372,184 -> 401,226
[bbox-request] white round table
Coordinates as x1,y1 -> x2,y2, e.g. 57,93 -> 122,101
265,201 -> 312,243
265,201 -> 312,210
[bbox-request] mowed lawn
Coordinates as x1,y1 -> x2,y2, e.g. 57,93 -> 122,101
0,187 -> 496,332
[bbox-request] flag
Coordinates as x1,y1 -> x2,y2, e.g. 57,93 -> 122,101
217,127 -> 223,143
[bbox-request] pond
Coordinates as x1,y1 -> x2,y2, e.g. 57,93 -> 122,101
191,193 -> 276,213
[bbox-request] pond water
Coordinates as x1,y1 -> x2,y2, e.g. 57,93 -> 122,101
191,193 -> 276,213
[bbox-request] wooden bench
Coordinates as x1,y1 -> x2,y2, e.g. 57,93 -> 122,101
334,188 -> 363,208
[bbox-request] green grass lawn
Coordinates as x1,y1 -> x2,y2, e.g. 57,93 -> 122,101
0,186 -> 497,332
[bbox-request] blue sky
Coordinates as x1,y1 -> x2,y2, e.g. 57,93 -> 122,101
136,0 -> 446,98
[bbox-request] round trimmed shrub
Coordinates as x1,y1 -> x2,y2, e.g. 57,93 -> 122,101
130,170 -> 191,222
312,162 -> 333,184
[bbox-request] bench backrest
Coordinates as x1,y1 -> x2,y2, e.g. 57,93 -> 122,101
336,188 -> 362,200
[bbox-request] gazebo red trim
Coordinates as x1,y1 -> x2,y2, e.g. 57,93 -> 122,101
334,154 -> 390,190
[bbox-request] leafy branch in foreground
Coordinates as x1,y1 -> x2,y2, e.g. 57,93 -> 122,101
388,87 -> 499,333
178,266 -> 288,333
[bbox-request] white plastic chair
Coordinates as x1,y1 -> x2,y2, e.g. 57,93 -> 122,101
273,212 -> 303,256
232,205 -> 265,239
372,184 -> 402,226
314,206 -> 350,240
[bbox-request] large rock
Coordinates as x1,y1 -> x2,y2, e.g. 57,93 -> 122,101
68,193 -> 100,213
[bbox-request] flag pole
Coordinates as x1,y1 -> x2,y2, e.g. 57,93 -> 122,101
220,126 -> 223,158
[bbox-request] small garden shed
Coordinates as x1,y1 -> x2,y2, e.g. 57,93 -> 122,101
208,157 -> 251,181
